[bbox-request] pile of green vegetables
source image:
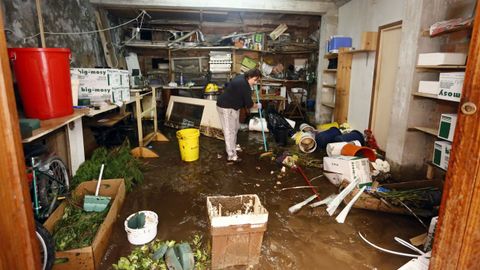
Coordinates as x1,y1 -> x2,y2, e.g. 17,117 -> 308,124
113,235 -> 209,270
53,201 -> 109,251
72,141 -> 143,191
374,187 -> 442,209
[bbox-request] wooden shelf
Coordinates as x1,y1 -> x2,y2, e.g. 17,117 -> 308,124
322,84 -> 336,89
324,53 -> 338,59
412,92 -> 460,102
323,69 -> 337,73
22,110 -> 86,143
422,24 -> 473,37
416,65 -> 466,70
262,78 -> 308,83
342,49 -> 376,54
321,102 -> 335,109
409,126 -> 438,136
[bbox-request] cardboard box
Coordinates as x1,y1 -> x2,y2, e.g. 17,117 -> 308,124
437,72 -> 464,102
360,32 -> 378,50
433,141 -> 452,170
44,179 -> 126,270
207,194 -> 268,269
418,81 -> 440,95
323,156 -> 372,184
71,68 -> 130,88
78,86 -> 123,103
437,113 -> 457,142
417,52 -> 467,66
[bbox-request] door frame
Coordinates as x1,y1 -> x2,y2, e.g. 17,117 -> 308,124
0,6 -> 41,270
430,3 -> 480,269
368,20 -> 402,152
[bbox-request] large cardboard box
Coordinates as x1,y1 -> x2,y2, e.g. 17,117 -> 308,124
437,72 -> 464,102
323,156 -> 372,184
433,141 -> 452,170
417,53 -> 467,66
71,68 -> 129,88
207,194 -> 268,269
437,113 -> 457,142
44,179 -> 126,270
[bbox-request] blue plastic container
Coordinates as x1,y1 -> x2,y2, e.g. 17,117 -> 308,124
328,36 -> 352,53
334,130 -> 365,145
315,127 -> 342,149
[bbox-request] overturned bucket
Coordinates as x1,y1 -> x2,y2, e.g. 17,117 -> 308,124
340,144 -> 376,161
176,128 -> 200,162
295,132 -> 317,153
124,210 -> 158,245
326,140 -> 361,157
299,123 -> 316,133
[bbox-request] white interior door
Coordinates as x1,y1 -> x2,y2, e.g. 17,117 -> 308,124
370,23 -> 402,151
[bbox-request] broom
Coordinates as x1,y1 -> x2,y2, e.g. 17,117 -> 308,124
254,85 -> 268,152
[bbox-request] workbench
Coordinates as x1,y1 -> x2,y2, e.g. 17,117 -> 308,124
22,109 -> 87,175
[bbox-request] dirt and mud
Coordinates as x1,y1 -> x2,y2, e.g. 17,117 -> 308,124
100,128 -> 425,270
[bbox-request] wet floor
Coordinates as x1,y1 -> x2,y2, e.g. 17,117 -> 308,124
100,128 -> 425,270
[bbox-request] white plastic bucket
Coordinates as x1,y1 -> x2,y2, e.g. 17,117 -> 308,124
299,123 -> 315,133
326,140 -> 361,157
297,132 -> 317,153
248,117 -> 269,132
124,210 -> 158,245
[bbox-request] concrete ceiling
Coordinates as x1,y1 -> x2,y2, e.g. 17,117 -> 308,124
90,0 -> 339,15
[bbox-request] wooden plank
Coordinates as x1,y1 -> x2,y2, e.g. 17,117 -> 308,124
322,84 -> 336,88
324,53 -> 338,59
94,9 -> 113,67
409,126 -> 438,136
321,102 -> 335,109
323,69 -> 337,73
430,3 -> 480,269
416,65 -> 466,69
22,110 -> 86,143
334,47 -> 352,124
341,49 -> 376,54
0,11 -> 40,269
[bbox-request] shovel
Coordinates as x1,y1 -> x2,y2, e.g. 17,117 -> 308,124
83,164 -> 111,212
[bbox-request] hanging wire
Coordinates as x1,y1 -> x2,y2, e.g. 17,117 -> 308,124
17,10 -> 148,43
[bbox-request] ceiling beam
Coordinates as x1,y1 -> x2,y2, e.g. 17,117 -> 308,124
89,0 -> 334,15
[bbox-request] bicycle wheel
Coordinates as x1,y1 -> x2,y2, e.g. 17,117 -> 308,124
37,157 -> 70,218
35,220 -> 55,270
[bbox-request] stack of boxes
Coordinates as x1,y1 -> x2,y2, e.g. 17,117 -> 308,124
209,51 -> 232,73
433,113 -> 457,170
71,68 -> 130,106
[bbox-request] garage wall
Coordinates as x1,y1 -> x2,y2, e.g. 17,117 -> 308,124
337,0 -> 405,131
2,0 -> 104,67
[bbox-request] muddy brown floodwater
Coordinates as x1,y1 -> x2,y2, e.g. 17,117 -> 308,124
100,128 -> 425,270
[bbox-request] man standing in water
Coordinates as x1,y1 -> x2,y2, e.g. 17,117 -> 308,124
216,68 -> 262,163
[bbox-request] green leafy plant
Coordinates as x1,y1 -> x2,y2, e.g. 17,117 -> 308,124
113,235 -> 210,270
53,200 -> 109,251
72,140 -> 143,191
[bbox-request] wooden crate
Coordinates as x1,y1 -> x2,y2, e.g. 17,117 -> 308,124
207,194 -> 268,269
44,179 -> 126,270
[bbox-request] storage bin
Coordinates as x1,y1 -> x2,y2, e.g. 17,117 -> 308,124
207,194 -> 268,269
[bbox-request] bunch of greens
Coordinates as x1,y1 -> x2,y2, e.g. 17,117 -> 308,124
374,187 -> 441,209
113,235 -> 210,270
53,201 -> 109,251
72,141 -> 143,191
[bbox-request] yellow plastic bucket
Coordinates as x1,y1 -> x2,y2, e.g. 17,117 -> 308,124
176,128 -> 200,162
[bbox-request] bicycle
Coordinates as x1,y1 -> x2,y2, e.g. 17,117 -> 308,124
24,144 -> 70,270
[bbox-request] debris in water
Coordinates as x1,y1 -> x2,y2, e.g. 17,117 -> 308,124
256,184 -> 260,187
289,194 -> 318,213
270,171 -> 274,175
276,181 -> 281,185
309,194 -> 336,208
336,186 -> 366,223
256,166 -> 261,170
217,154 -> 222,159
260,151 -> 273,158
280,186 -> 322,192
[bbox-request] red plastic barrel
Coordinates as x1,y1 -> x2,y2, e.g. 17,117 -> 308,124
8,48 -> 73,120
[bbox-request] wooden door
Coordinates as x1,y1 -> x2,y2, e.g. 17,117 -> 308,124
369,22 -> 402,151
430,3 -> 480,269
0,8 -> 41,270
